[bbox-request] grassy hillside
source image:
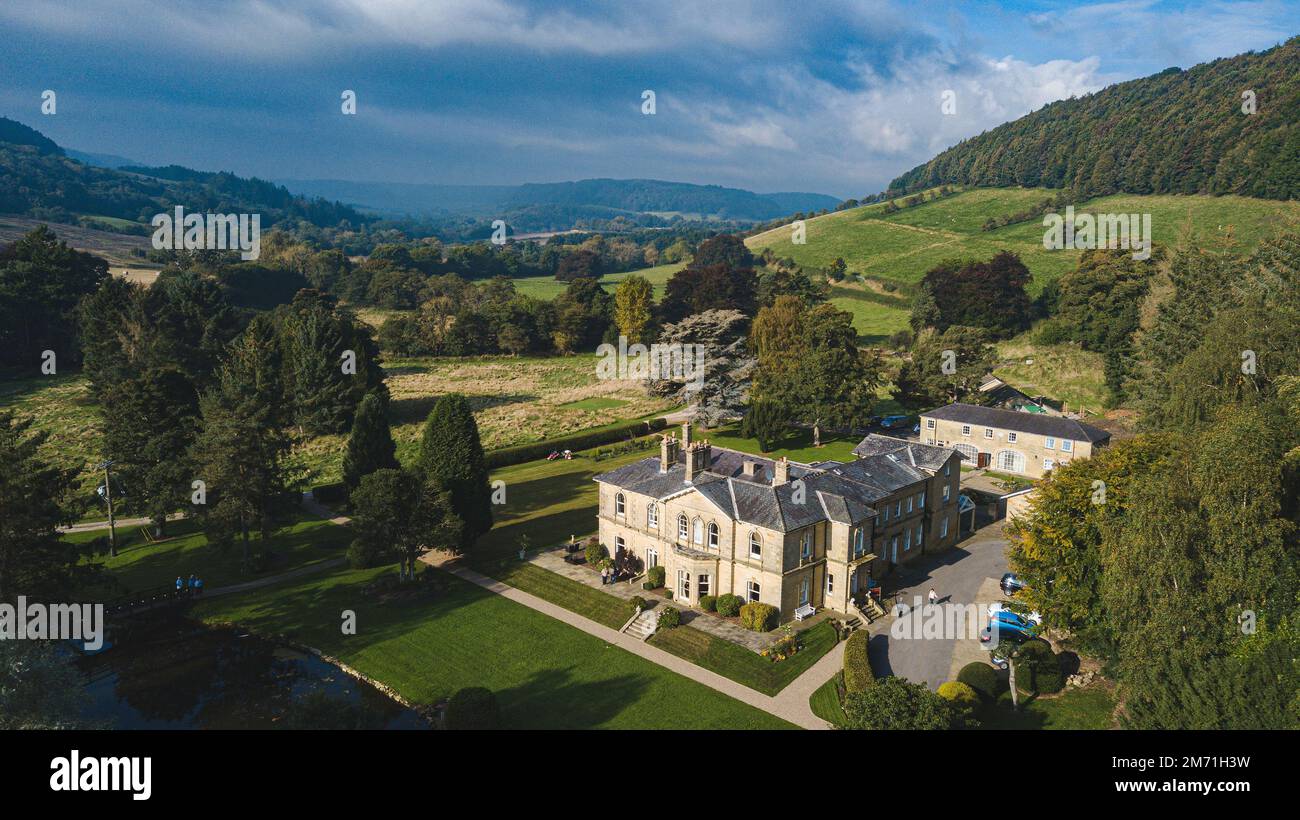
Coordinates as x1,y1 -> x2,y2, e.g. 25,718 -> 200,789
747,186 -> 1300,341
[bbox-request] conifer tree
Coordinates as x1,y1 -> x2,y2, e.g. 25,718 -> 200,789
415,394 -> 492,551
342,391 -> 399,492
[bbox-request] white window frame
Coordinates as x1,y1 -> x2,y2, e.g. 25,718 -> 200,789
1045,436 -> 1056,450
904,528 -> 911,550
615,535 -> 625,553
1007,432 -> 1018,443
747,580 -> 761,603
1061,439 -> 1073,453
677,570 -> 690,600
827,573 -> 834,595
895,500 -> 902,517
940,516 -> 949,538
984,428 -> 993,439
926,418 -> 935,430
961,424 -> 971,437
615,492 -> 625,517
915,524 -> 923,547
1043,458 -> 1055,471
801,530 -> 813,560
692,517 -> 703,545
906,496 -> 913,513
647,502 -> 657,528
919,491 -> 926,508
799,577 -> 811,606
678,514 -> 688,541
749,531 -> 762,559
943,485 -> 951,503
697,574 -> 710,598
707,522 -> 719,549
645,546 -> 658,568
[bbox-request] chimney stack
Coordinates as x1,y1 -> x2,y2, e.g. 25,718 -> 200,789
684,438 -> 712,484
659,434 -> 679,473
742,460 -> 758,479
681,421 -> 692,447
773,456 -> 790,486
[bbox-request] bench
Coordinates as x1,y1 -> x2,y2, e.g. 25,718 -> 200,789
794,603 -> 816,621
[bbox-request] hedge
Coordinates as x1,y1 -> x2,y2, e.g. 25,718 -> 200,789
645,566 -> 665,589
843,630 -> 875,693
740,602 -> 779,632
957,661 -> 1001,702
484,417 -> 669,469
716,593 -> 743,618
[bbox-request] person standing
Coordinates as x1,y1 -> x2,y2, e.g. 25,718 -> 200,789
928,588 -> 938,607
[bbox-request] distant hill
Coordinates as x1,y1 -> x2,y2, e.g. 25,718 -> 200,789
65,148 -> 141,169
0,116 -> 372,232
890,36 -> 1300,200
277,176 -> 836,223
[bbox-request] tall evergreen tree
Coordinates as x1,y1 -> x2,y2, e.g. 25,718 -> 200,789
415,394 -> 492,551
342,391 -> 399,492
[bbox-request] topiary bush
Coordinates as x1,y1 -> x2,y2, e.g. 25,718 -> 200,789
445,687 -> 501,730
716,593 -> 743,617
957,661 -> 1002,702
740,602 -> 778,632
657,607 -> 681,630
699,595 -> 718,612
646,565 -> 665,589
584,541 -> 607,566
1015,640 -> 1063,694
937,681 -> 979,708
843,630 -> 875,693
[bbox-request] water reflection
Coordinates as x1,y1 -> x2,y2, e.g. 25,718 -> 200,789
76,614 -> 426,729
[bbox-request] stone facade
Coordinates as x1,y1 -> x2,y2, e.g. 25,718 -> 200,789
594,425 -> 964,623
919,403 -> 1110,479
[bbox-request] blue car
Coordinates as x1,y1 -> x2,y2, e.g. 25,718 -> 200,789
880,415 -> 911,429
991,609 -> 1037,631
979,618 -> 1036,644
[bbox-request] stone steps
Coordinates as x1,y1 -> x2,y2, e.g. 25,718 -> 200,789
624,608 -> 659,640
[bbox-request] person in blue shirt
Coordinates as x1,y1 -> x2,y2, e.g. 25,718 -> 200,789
195,577 -> 204,596
175,576 -> 184,595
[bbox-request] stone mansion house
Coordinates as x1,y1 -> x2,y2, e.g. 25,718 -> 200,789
594,423 -> 964,624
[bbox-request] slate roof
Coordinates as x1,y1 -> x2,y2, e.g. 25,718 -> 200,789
919,402 -> 1111,443
850,433 -> 962,469
595,436 -> 959,533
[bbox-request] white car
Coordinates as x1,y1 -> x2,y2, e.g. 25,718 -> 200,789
987,601 -> 1042,626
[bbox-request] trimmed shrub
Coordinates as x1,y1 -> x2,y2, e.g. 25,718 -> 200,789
699,595 -> 718,612
584,541 -> 607,566
628,596 -> 647,613
740,602 -> 779,632
1015,640 -> 1064,694
957,661 -> 1001,702
716,593 -> 743,617
843,630 -> 875,693
937,681 -> 979,708
657,607 -> 681,630
483,418 -> 669,468
445,687 -> 500,730
646,565 -> 665,589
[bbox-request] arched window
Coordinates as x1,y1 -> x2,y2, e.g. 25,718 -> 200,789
615,492 -> 625,517
647,502 -> 658,528
996,449 -> 1025,473
707,522 -> 719,548
853,528 -> 864,558
749,531 -> 762,559
692,517 -> 704,545
677,514 -> 688,541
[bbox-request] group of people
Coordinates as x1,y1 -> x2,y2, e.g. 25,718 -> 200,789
175,574 -> 205,597
546,449 -> 574,461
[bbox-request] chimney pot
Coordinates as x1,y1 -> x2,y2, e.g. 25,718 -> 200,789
681,421 -> 691,447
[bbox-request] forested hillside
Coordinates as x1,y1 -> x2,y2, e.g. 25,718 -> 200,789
0,117 -> 371,232
890,37 -> 1300,200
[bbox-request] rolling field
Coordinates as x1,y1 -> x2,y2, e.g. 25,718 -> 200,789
510,261 -> 685,301
747,187 -> 1300,296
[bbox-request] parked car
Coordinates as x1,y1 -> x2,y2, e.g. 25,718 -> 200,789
880,414 -> 910,429
987,601 -> 1041,625
1000,572 -> 1026,596
979,618 -> 1036,644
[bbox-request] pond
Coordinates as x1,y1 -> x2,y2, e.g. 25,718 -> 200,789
75,613 -> 428,730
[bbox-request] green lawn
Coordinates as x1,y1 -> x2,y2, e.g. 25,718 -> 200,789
702,423 -> 863,464
809,671 -> 848,727
648,620 -> 838,696
993,334 -> 1111,415
67,515 -> 351,597
981,685 -> 1118,729
191,563 -> 795,729
558,396 -> 629,411
511,262 -> 685,301
827,285 -> 912,346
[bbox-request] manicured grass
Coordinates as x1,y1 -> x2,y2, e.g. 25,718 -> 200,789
827,285 -> 912,346
67,515 -> 351,597
648,621 -> 838,696
702,423 -> 863,464
809,671 -> 848,727
981,685 -> 1118,729
191,563 -> 796,729
0,373 -> 104,496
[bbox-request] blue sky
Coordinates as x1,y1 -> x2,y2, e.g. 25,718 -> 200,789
1,0 -> 1295,197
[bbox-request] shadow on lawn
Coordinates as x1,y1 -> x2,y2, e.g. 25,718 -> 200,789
494,666 -> 651,729
389,392 -> 536,423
